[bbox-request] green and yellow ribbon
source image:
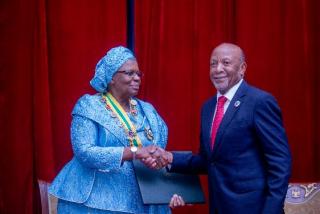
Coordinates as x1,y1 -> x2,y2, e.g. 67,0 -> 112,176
103,92 -> 142,147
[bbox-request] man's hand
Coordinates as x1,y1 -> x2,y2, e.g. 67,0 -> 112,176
169,194 -> 185,208
135,145 -> 157,160
153,147 -> 173,168
140,146 -> 173,169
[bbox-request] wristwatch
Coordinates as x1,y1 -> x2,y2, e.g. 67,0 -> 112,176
130,146 -> 138,160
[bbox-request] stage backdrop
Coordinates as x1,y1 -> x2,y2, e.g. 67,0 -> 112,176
0,0 -> 126,213
135,0 -> 320,213
1,0 -> 319,213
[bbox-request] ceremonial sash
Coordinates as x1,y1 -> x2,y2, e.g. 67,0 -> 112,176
103,93 -> 142,147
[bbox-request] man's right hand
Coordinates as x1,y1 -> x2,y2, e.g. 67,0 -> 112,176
139,146 -> 173,169
169,194 -> 185,208
151,147 -> 173,168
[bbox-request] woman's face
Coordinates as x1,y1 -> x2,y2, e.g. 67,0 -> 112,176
109,59 -> 141,98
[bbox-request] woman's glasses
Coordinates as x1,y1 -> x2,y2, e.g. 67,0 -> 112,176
117,70 -> 143,78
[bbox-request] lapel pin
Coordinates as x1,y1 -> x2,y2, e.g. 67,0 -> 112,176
234,100 -> 241,108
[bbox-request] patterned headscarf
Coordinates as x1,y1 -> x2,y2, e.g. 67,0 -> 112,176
90,46 -> 135,92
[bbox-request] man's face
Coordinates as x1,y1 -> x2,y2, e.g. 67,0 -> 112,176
209,44 -> 246,94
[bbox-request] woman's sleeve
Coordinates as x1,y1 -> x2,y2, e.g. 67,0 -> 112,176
70,115 -> 124,172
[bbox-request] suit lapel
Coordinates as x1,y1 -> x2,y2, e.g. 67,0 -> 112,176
211,81 -> 249,158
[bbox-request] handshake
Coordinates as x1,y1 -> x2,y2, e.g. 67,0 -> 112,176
134,145 -> 173,170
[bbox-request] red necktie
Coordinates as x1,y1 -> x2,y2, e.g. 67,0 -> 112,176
211,96 -> 227,150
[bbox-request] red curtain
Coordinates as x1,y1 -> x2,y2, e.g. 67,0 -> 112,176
1,0 -> 320,213
135,0 -> 320,213
0,0 -> 126,213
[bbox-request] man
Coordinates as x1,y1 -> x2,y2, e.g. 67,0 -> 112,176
163,43 -> 292,214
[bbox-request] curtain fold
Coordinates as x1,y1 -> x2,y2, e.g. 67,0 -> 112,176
33,0 -> 55,182
0,0 -> 126,213
135,1 -> 320,212
136,0 -> 320,181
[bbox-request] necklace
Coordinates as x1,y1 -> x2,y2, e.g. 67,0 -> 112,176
101,94 -> 138,116
100,93 -> 142,147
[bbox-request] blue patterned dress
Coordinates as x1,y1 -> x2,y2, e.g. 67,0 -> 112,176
49,94 -> 171,214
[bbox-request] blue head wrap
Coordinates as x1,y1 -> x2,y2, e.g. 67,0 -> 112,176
90,46 -> 135,92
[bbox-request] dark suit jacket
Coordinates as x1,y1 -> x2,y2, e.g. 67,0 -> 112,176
171,81 -> 291,214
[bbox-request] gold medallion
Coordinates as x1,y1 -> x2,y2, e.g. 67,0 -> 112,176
130,99 -> 137,106
130,99 -> 138,116
144,127 -> 154,141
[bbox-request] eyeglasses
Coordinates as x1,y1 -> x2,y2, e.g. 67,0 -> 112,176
117,70 -> 143,78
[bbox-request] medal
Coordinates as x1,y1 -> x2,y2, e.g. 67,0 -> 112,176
130,99 -> 137,105
111,112 -> 117,118
130,99 -> 138,116
144,127 -> 154,141
128,130 -> 136,138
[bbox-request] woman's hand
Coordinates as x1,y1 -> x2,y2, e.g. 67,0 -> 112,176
136,145 -> 157,159
139,146 -> 173,169
136,145 -> 159,168
122,145 -> 156,162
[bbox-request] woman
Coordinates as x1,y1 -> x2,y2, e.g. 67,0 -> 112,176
49,46 -> 172,213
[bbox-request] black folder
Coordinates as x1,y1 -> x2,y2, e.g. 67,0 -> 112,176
132,159 -> 205,204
